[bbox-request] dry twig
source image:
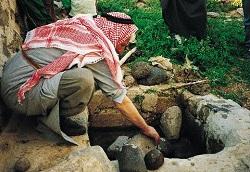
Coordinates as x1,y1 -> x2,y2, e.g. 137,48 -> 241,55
139,79 -> 209,92
119,47 -> 137,65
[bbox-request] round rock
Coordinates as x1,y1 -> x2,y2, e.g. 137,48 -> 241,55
14,158 -> 31,172
118,144 -> 147,172
138,67 -> 170,85
131,62 -> 152,80
144,149 -> 164,170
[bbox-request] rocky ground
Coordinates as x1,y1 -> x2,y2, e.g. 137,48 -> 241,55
0,1 -> 250,171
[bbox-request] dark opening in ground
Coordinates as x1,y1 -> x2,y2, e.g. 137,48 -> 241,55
88,113 -> 224,160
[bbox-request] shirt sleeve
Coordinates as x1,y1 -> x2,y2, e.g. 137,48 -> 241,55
85,59 -> 127,103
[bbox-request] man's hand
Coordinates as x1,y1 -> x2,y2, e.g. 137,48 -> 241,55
115,96 -> 160,144
141,125 -> 160,144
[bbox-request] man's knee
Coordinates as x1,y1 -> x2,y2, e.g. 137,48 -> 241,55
75,68 -> 95,93
59,68 -> 95,98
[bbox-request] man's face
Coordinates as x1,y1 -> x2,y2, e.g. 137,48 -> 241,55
116,37 -> 131,55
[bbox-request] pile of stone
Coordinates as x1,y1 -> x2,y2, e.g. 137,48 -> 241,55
108,137 -> 165,171
129,56 -> 174,86
104,104 -> 203,171
105,105 -> 187,171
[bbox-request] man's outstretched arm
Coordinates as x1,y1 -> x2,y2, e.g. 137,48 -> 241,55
114,95 -> 160,143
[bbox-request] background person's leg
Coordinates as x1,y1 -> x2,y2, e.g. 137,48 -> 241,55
243,0 -> 250,48
42,0 -> 57,22
16,0 -> 53,31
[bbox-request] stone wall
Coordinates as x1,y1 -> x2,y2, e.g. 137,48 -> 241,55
0,0 -> 21,131
0,0 -> 21,77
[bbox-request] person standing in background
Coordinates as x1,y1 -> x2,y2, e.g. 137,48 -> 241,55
243,0 -> 250,58
161,0 -> 207,40
16,0 -> 56,38
60,0 -> 97,17
61,0 -> 71,16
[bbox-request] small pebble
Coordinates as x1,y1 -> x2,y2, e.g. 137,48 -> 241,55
14,158 -> 31,172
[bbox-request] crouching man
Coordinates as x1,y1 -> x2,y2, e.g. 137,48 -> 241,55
1,12 -> 160,144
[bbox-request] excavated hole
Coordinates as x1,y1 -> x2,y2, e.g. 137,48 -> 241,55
88,99 -> 225,160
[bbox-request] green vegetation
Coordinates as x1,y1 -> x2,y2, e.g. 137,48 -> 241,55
207,0 -> 241,12
98,0 -> 250,103
144,89 -> 158,94
133,95 -> 145,105
211,89 -> 245,105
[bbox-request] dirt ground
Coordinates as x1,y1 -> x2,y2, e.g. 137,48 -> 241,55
216,83 -> 250,110
173,66 -> 250,110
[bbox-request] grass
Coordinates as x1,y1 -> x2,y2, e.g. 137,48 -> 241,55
98,0 -> 250,104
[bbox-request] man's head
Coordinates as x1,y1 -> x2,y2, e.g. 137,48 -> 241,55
94,12 -> 138,54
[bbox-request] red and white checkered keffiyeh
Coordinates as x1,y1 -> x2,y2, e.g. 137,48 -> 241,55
17,12 -> 138,103
94,12 -> 138,48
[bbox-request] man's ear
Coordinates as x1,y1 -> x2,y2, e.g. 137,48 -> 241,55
129,33 -> 136,44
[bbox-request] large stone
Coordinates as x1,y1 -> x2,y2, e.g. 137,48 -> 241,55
89,108 -> 132,128
0,0 -> 21,61
88,90 -> 133,128
142,93 -> 158,113
0,0 -> 21,104
156,96 -> 177,114
127,87 -> 144,110
144,149 -> 164,170
181,91 -> 250,159
0,114 -> 90,172
183,93 -> 250,149
123,75 -> 136,87
0,78 -> 11,133
187,82 -> 210,95
160,106 -> 182,140
0,8 -> 9,26
45,146 -> 116,172
107,136 -> 130,160
112,143 -> 250,172
131,62 -> 152,80
68,108 -> 88,126
60,108 -> 89,136
148,56 -> 173,71
205,104 -> 250,150
89,108 -> 158,128
88,90 -> 113,115
118,144 -> 147,172
88,87 -> 160,128
138,67 -> 170,85
127,133 -> 156,156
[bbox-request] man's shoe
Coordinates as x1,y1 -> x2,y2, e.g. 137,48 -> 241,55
60,115 -> 86,136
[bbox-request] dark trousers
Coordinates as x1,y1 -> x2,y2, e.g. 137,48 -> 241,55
243,0 -> 250,47
16,0 -> 56,37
